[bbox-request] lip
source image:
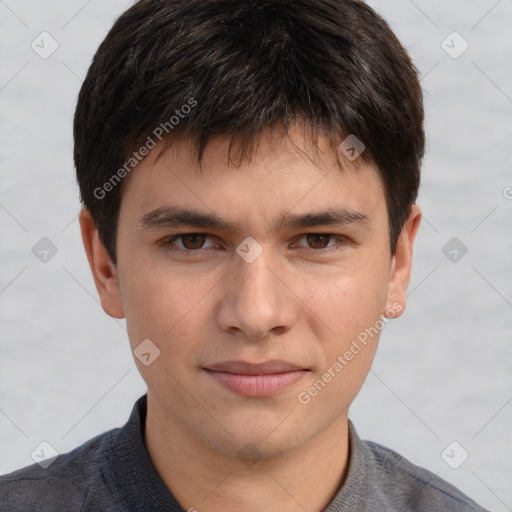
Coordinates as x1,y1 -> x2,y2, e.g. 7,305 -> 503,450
204,360 -> 308,398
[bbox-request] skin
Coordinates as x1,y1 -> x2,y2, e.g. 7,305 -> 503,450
80,125 -> 421,512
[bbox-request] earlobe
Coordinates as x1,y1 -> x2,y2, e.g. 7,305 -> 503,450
384,205 -> 422,318
79,208 -> 125,319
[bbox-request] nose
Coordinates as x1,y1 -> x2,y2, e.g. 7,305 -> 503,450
216,247 -> 298,342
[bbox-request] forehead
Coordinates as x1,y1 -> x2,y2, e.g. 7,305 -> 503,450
119,126 -> 387,231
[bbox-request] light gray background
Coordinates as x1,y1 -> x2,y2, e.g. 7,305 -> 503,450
1,0 -> 511,510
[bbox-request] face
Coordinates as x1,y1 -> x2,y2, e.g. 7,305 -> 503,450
81,125 -> 420,460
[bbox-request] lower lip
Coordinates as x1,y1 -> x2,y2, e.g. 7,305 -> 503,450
205,370 -> 307,397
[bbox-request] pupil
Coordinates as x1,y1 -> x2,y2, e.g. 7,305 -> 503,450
308,234 -> 328,248
184,234 -> 205,249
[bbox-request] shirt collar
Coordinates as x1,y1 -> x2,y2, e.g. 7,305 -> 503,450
106,395 -> 374,512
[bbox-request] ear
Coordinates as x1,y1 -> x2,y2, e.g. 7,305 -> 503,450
384,204 -> 421,318
79,208 -> 125,319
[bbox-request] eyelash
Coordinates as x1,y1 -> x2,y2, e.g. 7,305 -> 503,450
161,233 -> 349,254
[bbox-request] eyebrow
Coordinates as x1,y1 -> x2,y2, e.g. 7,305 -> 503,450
140,206 -> 370,232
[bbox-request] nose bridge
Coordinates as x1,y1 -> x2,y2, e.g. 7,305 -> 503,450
238,248 -> 276,302
217,243 -> 296,339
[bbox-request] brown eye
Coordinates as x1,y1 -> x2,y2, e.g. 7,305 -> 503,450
306,234 -> 332,249
180,234 -> 207,250
162,233 -> 219,253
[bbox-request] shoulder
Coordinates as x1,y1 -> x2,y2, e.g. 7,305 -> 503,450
363,438 -> 488,511
0,427 -> 121,512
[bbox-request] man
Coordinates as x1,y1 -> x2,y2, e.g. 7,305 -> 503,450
0,0 -> 488,510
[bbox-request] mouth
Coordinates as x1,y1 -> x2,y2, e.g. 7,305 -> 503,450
203,360 -> 309,398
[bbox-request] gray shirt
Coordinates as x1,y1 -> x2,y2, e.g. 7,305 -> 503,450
0,395 -> 488,511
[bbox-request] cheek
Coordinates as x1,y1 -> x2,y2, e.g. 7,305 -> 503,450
294,269 -> 388,417
298,257 -> 390,339
118,259 -> 219,357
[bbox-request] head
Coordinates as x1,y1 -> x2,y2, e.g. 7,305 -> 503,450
77,0 -> 424,459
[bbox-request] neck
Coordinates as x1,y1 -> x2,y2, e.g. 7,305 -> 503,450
144,396 -> 350,512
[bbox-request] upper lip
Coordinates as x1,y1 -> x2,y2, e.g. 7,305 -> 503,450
205,360 -> 306,375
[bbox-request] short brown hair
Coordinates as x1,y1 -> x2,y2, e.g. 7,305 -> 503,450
74,0 -> 425,263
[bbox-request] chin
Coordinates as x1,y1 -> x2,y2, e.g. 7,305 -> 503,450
198,411 -> 314,461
